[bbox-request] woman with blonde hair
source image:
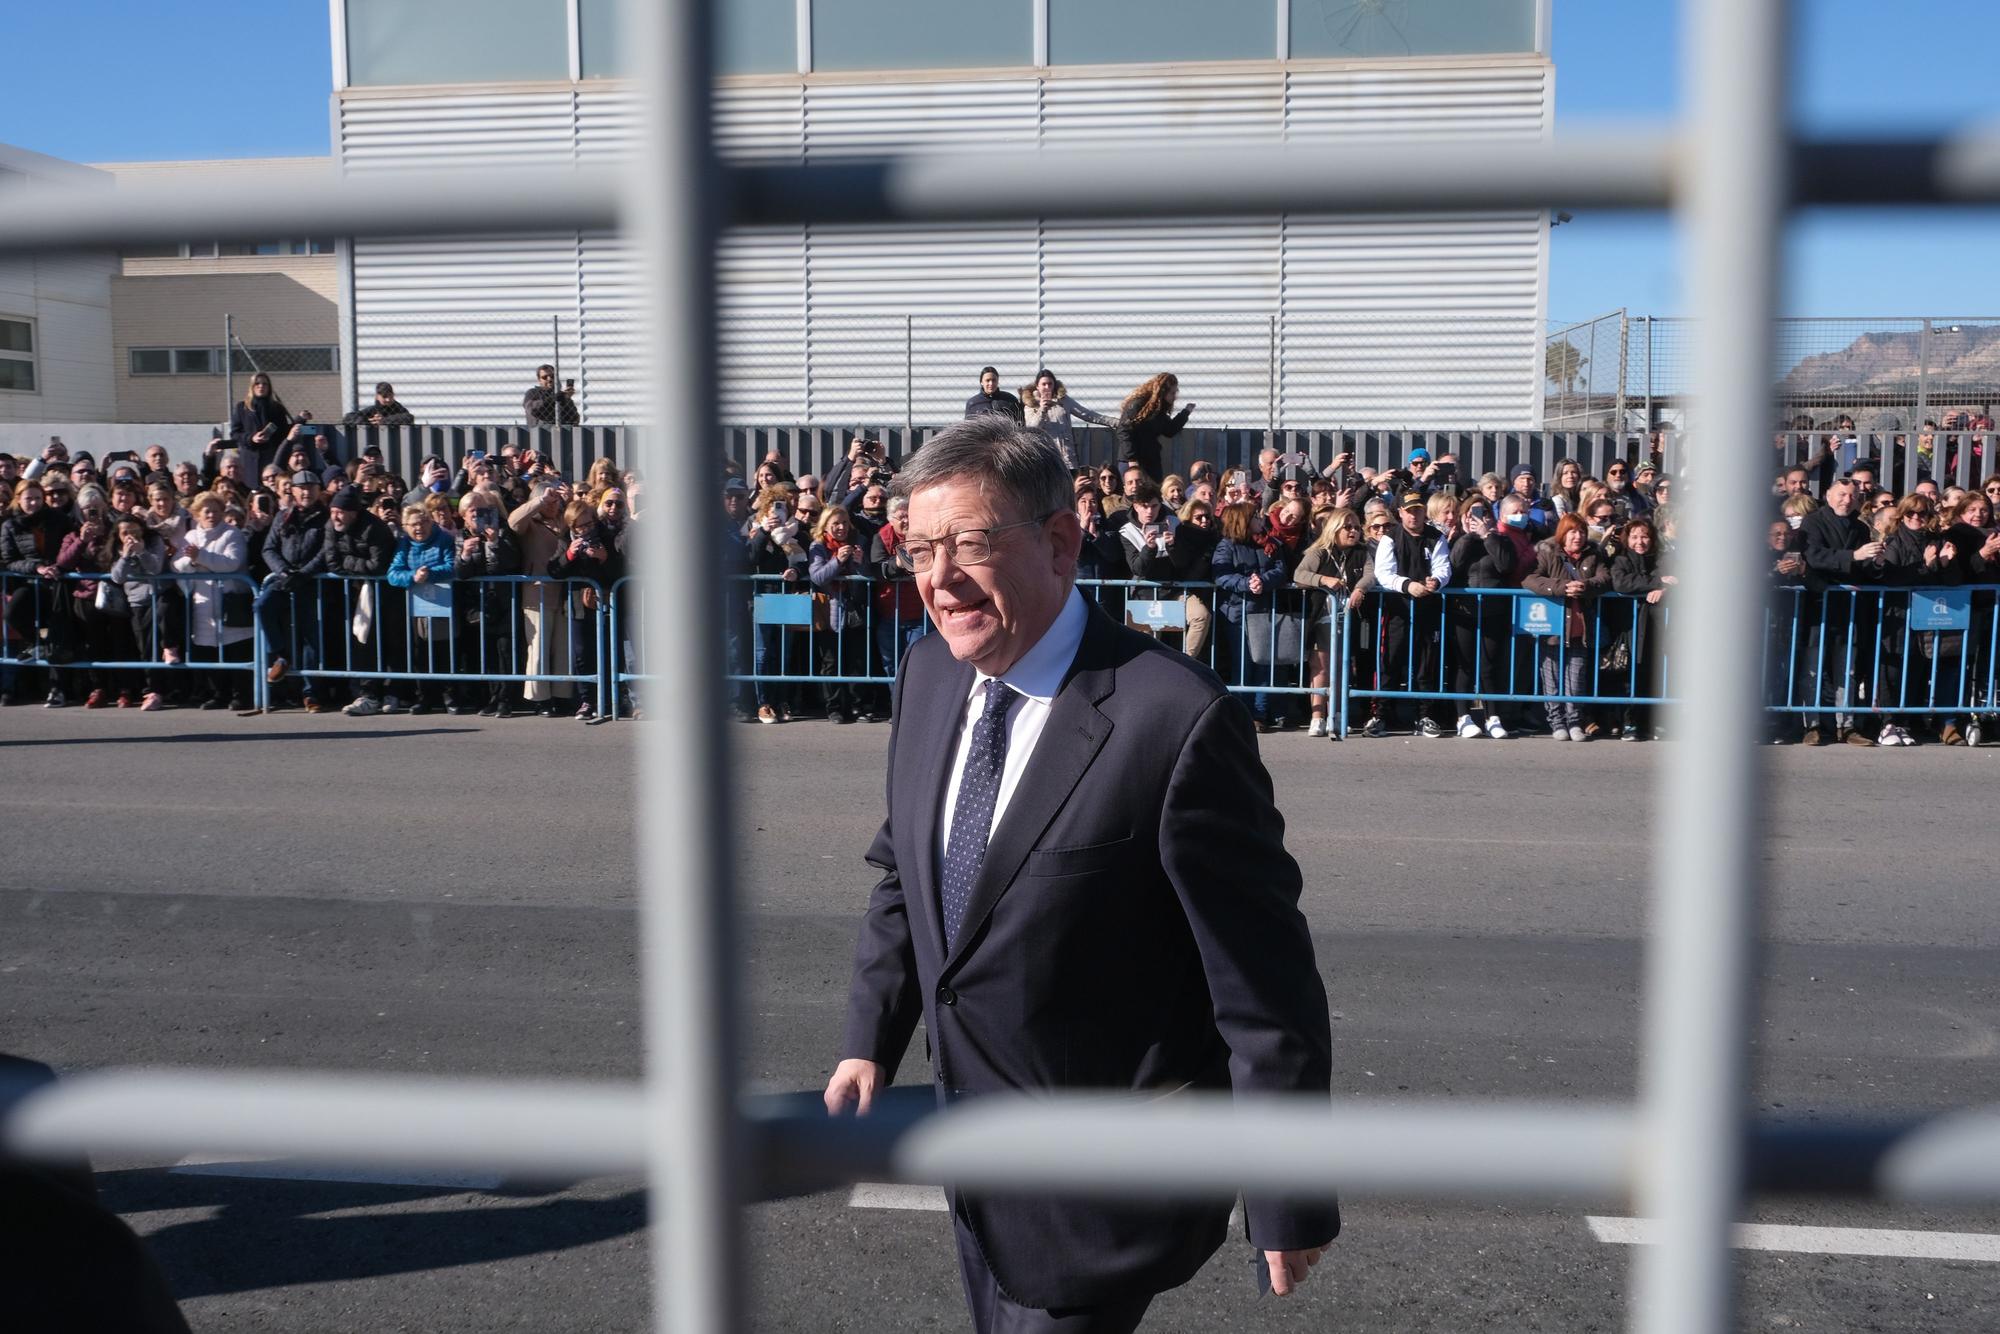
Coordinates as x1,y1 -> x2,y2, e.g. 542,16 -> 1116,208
1117,372 -> 1193,481
170,490 -> 255,711
230,371 -> 302,473
1294,507 -> 1373,737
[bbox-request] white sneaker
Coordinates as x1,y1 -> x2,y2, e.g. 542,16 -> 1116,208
381,695 -> 406,715
1307,716 -> 1329,737
1969,720 -> 1985,747
1569,725 -> 1590,742
1553,724 -> 1570,740
1879,724 -> 1902,747
1456,714 -> 1480,739
1485,715 -> 1509,740
342,696 -> 382,717
1893,725 -> 1916,747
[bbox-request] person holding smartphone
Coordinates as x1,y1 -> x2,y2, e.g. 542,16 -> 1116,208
523,364 -> 580,427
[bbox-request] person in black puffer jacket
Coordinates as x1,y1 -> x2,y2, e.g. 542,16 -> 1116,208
1607,517 -> 1677,741
1169,497 -> 1221,664
322,488 -> 398,716
1445,493 -> 1521,738
2,481 -> 80,700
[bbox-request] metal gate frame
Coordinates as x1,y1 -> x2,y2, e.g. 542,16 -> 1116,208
9,3 -> 2000,1332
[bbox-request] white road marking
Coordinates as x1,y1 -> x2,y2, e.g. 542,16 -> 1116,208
170,1154 -> 505,1191
1587,1216 -> 2000,1261
848,1182 -> 949,1211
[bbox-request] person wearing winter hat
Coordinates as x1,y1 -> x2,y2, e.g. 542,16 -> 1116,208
324,486 -> 397,716
1505,465 -> 1556,537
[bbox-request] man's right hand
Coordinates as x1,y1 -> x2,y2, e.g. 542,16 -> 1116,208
824,1059 -> 885,1116
1854,541 -> 1885,562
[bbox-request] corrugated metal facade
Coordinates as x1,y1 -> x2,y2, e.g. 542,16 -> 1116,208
338,59 -> 1550,428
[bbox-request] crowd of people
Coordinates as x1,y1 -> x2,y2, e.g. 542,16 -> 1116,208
9,361 -> 2000,747
0,372 -> 639,719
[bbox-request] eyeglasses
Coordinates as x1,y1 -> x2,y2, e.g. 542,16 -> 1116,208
1365,521 -> 1391,532
894,512 -> 1056,572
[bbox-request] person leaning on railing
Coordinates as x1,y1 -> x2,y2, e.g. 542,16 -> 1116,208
1607,517 -> 1677,742
1444,494 -> 1520,741
807,505 -> 877,725
867,493 -> 928,690
106,513 -> 170,711
325,487 -> 397,718
1941,489 -> 2000,745
453,491 -> 524,718
55,496 -> 129,710
1880,493 -> 1960,746
509,481 -> 578,718
1521,514 -> 1610,742
1169,495 -> 1221,662
547,493 -> 626,723
169,491 -> 254,713
1798,475 -> 1886,747
2,479 -> 78,705
745,486 -> 808,724
1210,500 -> 1285,732
385,503 -> 458,716
1294,506 -> 1373,738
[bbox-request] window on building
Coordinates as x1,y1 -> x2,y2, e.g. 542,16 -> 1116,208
346,0 -> 569,86
231,347 -> 340,374
812,0 -> 1030,70
1288,0 -> 1537,58
1050,0 -> 1276,64
130,346 -> 340,377
0,316 -> 34,393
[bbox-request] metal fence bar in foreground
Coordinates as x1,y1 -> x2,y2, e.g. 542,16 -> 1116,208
629,1 -> 745,1331
8,1 -> 2000,1332
1629,0 -> 1788,1330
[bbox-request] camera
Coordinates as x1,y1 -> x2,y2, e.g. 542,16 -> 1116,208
867,467 -> 893,487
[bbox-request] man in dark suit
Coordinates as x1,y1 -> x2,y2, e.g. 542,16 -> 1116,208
825,417 -> 1337,1331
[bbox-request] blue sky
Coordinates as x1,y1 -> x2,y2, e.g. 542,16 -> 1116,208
3,1 -> 1995,320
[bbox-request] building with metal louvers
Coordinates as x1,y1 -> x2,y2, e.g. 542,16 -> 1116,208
330,0 -> 1553,429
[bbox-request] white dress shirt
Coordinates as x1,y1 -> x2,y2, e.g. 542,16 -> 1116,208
936,587 -> 1090,877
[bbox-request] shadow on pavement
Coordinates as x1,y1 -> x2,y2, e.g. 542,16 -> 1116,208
0,728 -> 480,748
96,1169 -> 644,1299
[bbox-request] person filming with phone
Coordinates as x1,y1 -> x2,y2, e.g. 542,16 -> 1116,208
523,364 -> 581,427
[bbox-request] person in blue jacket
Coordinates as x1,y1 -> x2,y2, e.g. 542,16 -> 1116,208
386,503 -> 456,714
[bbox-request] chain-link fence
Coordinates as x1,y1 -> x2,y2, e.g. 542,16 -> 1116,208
1551,315 -> 2000,432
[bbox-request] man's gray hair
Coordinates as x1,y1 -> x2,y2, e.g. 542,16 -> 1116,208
891,416 -> 1069,522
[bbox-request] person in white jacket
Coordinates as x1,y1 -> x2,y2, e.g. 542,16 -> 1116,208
1020,369 -> 1114,470
170,491 -> 255,709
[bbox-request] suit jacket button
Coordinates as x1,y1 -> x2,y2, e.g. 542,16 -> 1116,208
937,985 -> 957,1006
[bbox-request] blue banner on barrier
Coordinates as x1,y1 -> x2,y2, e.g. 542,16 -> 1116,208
411,584 -> 454,618
1908,586 -> 1972,632
1516,596 -> 1565,636
754,593 -> 818,627
1127,598 -> 1187,630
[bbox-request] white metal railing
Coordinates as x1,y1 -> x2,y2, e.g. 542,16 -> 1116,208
4,2 -> 1999,1331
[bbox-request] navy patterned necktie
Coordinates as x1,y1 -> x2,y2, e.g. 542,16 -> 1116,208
940,680 -> 1020,951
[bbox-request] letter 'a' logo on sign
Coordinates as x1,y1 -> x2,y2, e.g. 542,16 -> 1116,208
1527,602 -> 1549,626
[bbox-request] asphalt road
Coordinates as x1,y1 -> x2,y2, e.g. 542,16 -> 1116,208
3,708 -> 1997,1331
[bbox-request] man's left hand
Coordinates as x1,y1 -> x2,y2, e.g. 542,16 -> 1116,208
1265,1246 -> 1328,1296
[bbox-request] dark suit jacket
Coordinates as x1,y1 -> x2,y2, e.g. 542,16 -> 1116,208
842,600 -> 1338,1309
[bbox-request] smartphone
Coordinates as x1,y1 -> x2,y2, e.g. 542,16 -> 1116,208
467,449 -> 487,463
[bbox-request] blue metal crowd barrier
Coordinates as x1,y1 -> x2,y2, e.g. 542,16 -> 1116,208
1766,584 -> 2000,724
17,566 -> 2000,736
1344,587 -> 1675,737
255,573 -> 608,707
1,569 -> 270,709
